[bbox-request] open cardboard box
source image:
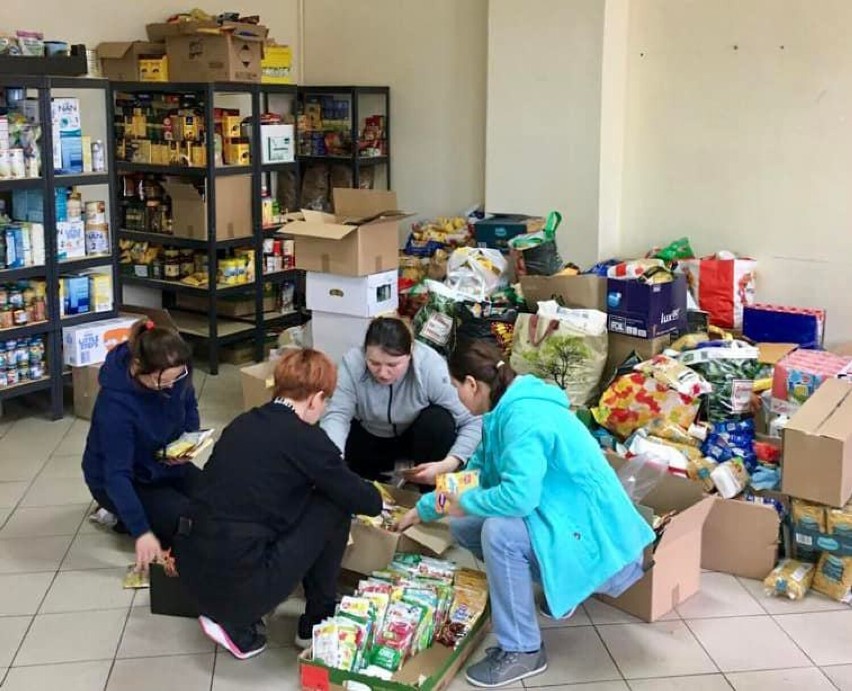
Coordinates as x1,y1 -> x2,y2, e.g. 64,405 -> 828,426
519,274 -> 607,312
240,360 -> 277,411
97,42 -> 167,81
600,452 -> 714,622
341,485 -> 454,576
162,177 -> 253,242
287,189 -> 413,277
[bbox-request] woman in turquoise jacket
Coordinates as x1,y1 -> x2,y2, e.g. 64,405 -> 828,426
397,341 -> 654,689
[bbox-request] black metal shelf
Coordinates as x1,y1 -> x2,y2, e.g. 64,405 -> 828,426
118,230 -> 254,250
0,177 -> 42,192
261,161 -> 297,173
60,310 -> 117,328
299,86 -> 389,96
54,173 -> 111,187
121,275 -> 256,297
111,81 -> 299,96
115,162 -> 205,177
0,265 -> 47,281
58,255 -> 113,273
299,155 -> 388,167
0,320 -> 52,341
0,376 -> 53,402
0,45 -> 88,78
215,165 -> 253,177
262,269 -> 299,283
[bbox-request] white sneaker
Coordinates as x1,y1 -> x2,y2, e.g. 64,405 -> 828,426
538,602 -> 577,621
89,507 -> 118,529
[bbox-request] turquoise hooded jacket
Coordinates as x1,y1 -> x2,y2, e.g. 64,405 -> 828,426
417,375 -> 655,618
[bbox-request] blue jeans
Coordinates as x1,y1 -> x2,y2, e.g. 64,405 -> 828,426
451,516 -> 645,653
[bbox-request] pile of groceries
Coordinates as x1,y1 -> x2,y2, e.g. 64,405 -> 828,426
311,553 -> 488,679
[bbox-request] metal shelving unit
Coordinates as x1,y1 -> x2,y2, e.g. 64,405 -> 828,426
0,75 -> 118,419
111,82 -> 306,375
297,86 -> 391,192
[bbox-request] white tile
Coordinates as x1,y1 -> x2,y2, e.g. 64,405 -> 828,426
687,615 -> 811,672
132,588 -> 150,609
598,620 -> 716,680
107,653 -> 214,691
116,607 -> 214,658
628,676 -> 731,690
738,576 -> 850,615
0,483 -> 31,509
584,598 -> 679,625
2,660 -> 111,691
14,609 -> 127,666
726,667 -> 836,690
41,568 -> 135,613
213,647 -> 301,691
51,432 -> 88,457
524,627 -> 621,686
0,536 -> 73,574
676,572 -> 764,619
40,454 -> 85,480
21,476 -> 92,508
0,616 -> 32,667
60,532 -> 134,571
1,504 -> 88,538
823,664 -> 852,690
0,457 -> 45,482
774,611 -> 852,666
0,573 -> 55,616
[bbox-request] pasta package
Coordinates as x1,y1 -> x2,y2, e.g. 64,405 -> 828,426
763,559 -> 815,600
812,553 -> 852,603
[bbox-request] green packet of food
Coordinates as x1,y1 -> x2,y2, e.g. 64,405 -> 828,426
370,644 -> 404,673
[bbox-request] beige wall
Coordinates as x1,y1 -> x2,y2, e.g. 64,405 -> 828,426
485,0 -> 605,268
619,0 -> 852,342
301,0 -> 488,222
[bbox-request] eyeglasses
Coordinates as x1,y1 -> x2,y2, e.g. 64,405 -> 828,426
155,365 -> 189,390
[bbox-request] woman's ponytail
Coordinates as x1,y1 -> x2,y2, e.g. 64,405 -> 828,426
448,341 -> 517,407
129,319 -> 191,374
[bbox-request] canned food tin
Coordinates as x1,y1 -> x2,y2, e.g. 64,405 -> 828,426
92,140 -> 106,172
29,362 -> 44,380
17,363 -> 29,382
6,367 -> 18,386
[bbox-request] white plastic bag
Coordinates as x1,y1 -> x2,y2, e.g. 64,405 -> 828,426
445,247 -> 508,302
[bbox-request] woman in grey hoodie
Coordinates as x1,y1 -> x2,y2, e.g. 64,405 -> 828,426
320,317 -> 482,483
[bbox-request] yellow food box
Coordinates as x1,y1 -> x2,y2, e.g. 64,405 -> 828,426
225,141 -> 250,166
222,115 -> 243,139
139,56 -> 169,82
261,44 -> 293,84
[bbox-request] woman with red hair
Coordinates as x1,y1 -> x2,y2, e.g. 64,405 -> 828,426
174,349 -> 382,660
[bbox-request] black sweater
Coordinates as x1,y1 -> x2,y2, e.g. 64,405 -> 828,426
189,402 -> 383,533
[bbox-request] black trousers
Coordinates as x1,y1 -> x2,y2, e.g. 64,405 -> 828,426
345,405 -> 456,481
174,492 -> 350,630
89,464 -> 202,547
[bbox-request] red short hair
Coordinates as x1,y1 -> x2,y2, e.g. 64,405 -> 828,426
273,349 -> 337,401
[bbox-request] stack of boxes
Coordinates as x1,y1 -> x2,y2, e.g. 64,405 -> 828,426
286,189 -> 412,363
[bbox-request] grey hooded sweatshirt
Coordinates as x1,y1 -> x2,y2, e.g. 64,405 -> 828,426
320,342 -> 482,462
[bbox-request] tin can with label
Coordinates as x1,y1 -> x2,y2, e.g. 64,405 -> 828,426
17,363 -> 29,382
0,368 -> 7,388
92,140 -> 106,173
30,362 -> 44,380
6,366 -> 18,386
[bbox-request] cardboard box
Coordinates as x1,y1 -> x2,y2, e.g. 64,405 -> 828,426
51,97 -> 83,175
604,332 -> 672,382
139,56 -> 169,82
744,304 -> 826,350
600,453 -> 714,622
298,606 -> 488,691
63,316 -> 139,367
341,485 -> 454,576
520,274 -> 607,312
701,495 -> 783,579
771,349 -> 852,416
474,214 -> 544,252
162,176 -> 252,242
306,270 -> 398,318
261,123 -> 295,164
96,42 -> 166,81
782,378 -> 852,508
57,220 -> 86,260
261,44 -> 293,84
241,360 -> 277,411
163,26 -> 266,83
606,275 -> 688,339
286,189 -> 412,277
311,312 -> 374,365
72,364 -> 102,420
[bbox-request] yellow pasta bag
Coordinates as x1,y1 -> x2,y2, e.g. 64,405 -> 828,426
763,559 -> 815,600
812,553 -> 852,603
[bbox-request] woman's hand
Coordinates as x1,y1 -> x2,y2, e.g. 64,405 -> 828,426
404,456 -> 462,485
395,508 -> 421,532
135,531 -> 163,572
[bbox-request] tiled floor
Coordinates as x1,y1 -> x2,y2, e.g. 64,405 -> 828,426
0,364 -> 851,690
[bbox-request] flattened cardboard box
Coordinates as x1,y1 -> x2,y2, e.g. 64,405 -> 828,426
601,453 -> 714,622
287,189 -> 413,277
782,378 -> 852,508
341,485 -> 453,576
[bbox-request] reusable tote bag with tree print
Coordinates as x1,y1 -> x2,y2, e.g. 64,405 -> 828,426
510,301 -> 608,406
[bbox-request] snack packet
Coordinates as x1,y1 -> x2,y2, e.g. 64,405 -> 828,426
122,565 -> 150,590
812,553 -> 852,603
436,586 -> 487,649
763,559 -> 815,600
687,457 -> 717,493
634,355 -> 712,399
791,498 -> 827,562
435,471 -> 479,514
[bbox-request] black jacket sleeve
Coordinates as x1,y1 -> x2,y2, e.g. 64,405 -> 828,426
289,427 -> 383,517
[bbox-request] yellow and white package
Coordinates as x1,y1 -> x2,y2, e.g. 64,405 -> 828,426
827,503 -> 852,539
812,553 -> 852,603
687,457 -> 717,493
436,471 -> 479,514
792,498 -> 827,532
763,559 -> 815,600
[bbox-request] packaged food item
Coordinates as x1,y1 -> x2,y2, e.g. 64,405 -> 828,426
827,503 -> 852,539
812,553 -> 852,603
687,457 -> 717,493
711,458 -> 750,499
645,419 -> 702,447
763,559 -> 815,600
435,471 -> 479,514
635,355 -> 712,398
436,586 -> 488,649
792,499 -> 827,533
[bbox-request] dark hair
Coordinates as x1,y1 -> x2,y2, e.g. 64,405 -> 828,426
448,340 -> 517,407
129,319 -> 191,375
364,317 -> 413,357
274,348 -> 337,400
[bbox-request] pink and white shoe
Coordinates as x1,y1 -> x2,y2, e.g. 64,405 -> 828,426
199,615 -> 267,660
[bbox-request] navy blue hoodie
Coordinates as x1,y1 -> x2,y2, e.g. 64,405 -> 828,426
82,342 -> 200,537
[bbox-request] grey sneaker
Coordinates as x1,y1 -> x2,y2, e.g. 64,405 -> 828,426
465,646 -> 548,688
538,602 -> 577,621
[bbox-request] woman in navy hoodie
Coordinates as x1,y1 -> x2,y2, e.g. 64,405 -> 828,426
82,319 -> 200,571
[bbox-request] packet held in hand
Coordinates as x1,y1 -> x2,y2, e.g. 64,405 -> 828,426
435,471 -> 479,514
